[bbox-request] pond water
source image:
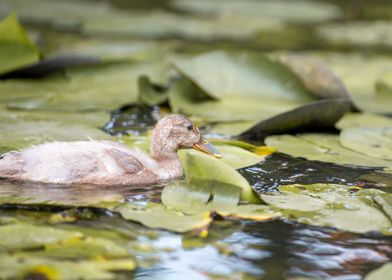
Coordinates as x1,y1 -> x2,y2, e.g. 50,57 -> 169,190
1,0 -> 392,279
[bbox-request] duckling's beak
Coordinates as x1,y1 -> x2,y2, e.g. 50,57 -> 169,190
193,138 -> 222,158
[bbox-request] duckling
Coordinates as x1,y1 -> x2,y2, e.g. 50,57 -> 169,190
0,114 -> 221,185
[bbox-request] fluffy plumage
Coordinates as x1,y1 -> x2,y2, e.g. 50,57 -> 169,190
0,114 -> 201,185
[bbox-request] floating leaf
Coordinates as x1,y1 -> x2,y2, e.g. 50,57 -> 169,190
240,98 -> 351,139
261,184 -> 392,234
0,224 -> 83,250
137,75 -> 168,106
173,51 -> 312,101
162,181 -> 281,222
171,0 -> 341,23
161,181 -> 241,214
0,13 -> 40,75
213,145 -> 264,169
0,255 -> 135,280
365,263 -> 392,280
44,236 -> 130,258
0,119 -> 111,151
178,149 -> 260,203
265,133 -> 392,167
116,202 -> 212,233
277,54 -> 350,99
336,112 -> 392,130
84,10 -> 277,41
340,127 -> 392,161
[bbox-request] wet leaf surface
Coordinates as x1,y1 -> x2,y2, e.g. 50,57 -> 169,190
0,14 -> 40,75
261,184 -> 392,234
340,127 -> 392,161
336,112 -> 392,130
265,133 -> 392,167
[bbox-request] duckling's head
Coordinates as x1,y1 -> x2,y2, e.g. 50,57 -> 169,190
151,114 -> 220,159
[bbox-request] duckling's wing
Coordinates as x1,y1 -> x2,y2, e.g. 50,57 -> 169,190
105,149 -> 145,174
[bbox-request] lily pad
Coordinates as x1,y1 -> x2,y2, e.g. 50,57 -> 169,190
340,128 -> 392,161
115,202 -> 212,233
0,118 -> 111,151
0,13 -> 40,75
240,98 -> 351,139
162,182 -> 280,221
277,54 -> 350,99
265,133 -> 392,167
137,75 -> 168,106
336,112 -> 392,130
365,263 -> 392,280
178,149 -> 260,203
0,255 -> 135,280
0,61 -> 167,112
0,224 -> 83,250
261,184 -> 392,234
171,0 -> 341,24
173,51 -> 312,101
213,145 -> 264,169
83,10 -> 277,42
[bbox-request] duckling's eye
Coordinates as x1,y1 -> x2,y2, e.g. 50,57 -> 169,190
186,124 -> 193,131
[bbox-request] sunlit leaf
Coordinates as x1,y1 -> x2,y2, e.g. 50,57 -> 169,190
0,224 -> 83,250
336,112 -> 392,130
115,202 -> 212,233
178,149 -> 260,203
0,254 -> 135,280
265,133 -> 392,167
171,0 -> 341,23
261,184 -> 392,234
340,127 -> 392,161
0,13 -> 40,75
365,263 -> 392,280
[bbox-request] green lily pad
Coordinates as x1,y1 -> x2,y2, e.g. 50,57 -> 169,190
340,127 -> 392,161
0,13 -> 40,75
173,51 -> 312,101
44,236 -> 129,258
0,118 -> 111,151
168,77 -> 304,123
0,224 -> 83,250
161,181 -> 241,215
115,202 -> 212,233
213,145 -> 264,169
54,39 -> 167,62
261,184 -> 392,234
318,52 -> 392,114
178,149 -> 260,203
84,10 -> 276,41
240,98 -> 351,139
0,255 -> 135,280
162,181 -> 280,221
336,112 -> 392,130
137,75 -> 168,106
365,263 -> 392,280
171,0 -> 341,23
0,61 -> 167,112
265,133 -> 392,167
277,54 -> 350,99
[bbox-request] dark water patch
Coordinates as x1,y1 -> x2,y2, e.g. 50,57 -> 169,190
239,153 -> 390,193
103,104 -> 160,136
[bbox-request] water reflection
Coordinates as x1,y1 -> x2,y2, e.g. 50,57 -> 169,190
0,179 -> 163,205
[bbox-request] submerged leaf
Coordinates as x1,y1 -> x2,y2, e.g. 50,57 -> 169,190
178,149 -> 260,203
340,127 -> 392,161
0,13 -> 40,75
